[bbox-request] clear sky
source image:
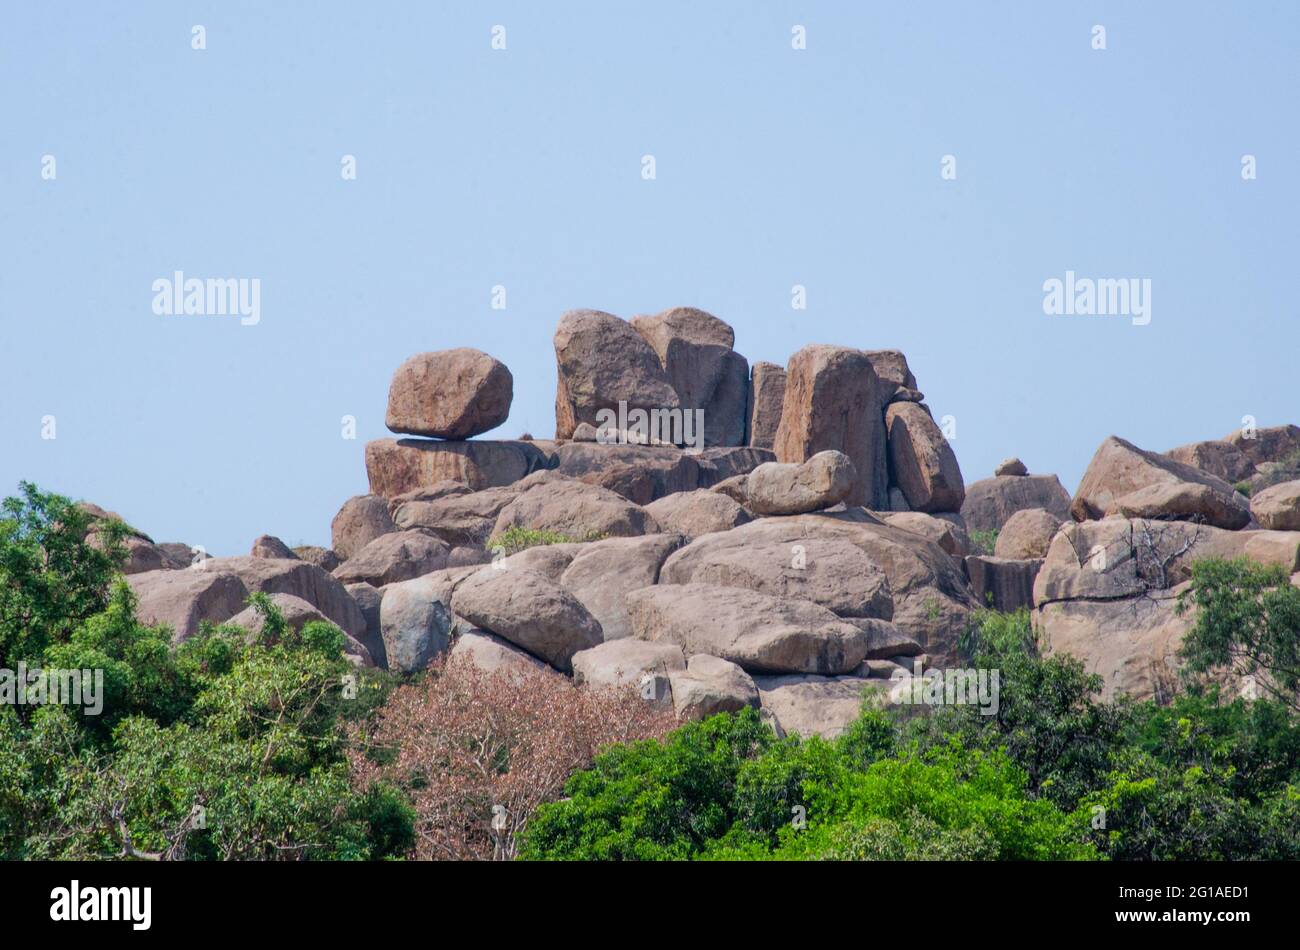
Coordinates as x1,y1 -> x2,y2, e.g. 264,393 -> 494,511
3,2 -> 1297,555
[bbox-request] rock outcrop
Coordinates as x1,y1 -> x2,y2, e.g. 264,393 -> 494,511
774,345 -> 887,509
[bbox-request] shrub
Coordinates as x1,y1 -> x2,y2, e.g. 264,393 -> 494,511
969,528 -> 998,556
486,526 -> 606,556
350,655 -> 673,860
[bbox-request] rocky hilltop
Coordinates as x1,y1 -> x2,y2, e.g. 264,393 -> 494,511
106,306 -> 1300,736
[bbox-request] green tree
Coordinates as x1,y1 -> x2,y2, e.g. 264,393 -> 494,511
0,482 -> 126,666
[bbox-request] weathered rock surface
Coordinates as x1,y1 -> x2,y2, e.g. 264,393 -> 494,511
863,350 -> 918,405
1165,440 -> 1256,484
332,530 -> 450,587
204,556 -> 367,639
250,535 -> 297,560
495,542 -> 587,581
126,569 -> 249,642
643,490 -> 751,539
1105,480 -> 1251,530
1037,587 -> 1191,702
555,443 -> 703,505
227,592 -> 373,665
747,361 -> 787,450
625,583 -> 868,675
885,402 -> 964,513
386,348 -> 513,439
994,508 -> 1063,560
774,345 -> 887,509
451,567 -> 603,671
960,474 -> 1073,534
294,545 -> 341,571
964,555 -> 1041,612
660,523 -> 893,621
392,484 -> 523,546
1250,480 -> 1300,530
1033,518 -> 1300,606
1223,424 -> 1300,466
449,627 -> 550,680
880,511 -> 972,558
492,476 -> 658,540
344,581 -> 385,667
331,494 -> 397,560
658,512 -> 974,661
754,674 -> 879,739
746,450 -> 856,515
553,309 -> 680,440
995,457 -> 1028,477
669,654 -> 759,720
559,534 -> 685,641
630,307 -> 734,410
851,618 -> 923,659
379,575 -> 454,673
365,438 -> 553,498
571,639 -> 686,694
1072,435 -> 1249,528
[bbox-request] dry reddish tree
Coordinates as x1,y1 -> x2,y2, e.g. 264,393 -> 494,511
349,654 -> 674,860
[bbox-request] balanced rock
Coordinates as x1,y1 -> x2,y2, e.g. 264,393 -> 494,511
863,350 -> 918,405
994,457 -> 1028,477
386,348 -> 513,439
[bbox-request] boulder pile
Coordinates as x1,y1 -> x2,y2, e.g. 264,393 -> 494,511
106,306 -> 1300,736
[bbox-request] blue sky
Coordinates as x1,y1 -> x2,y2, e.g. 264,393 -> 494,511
2,2 -> 1297,554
